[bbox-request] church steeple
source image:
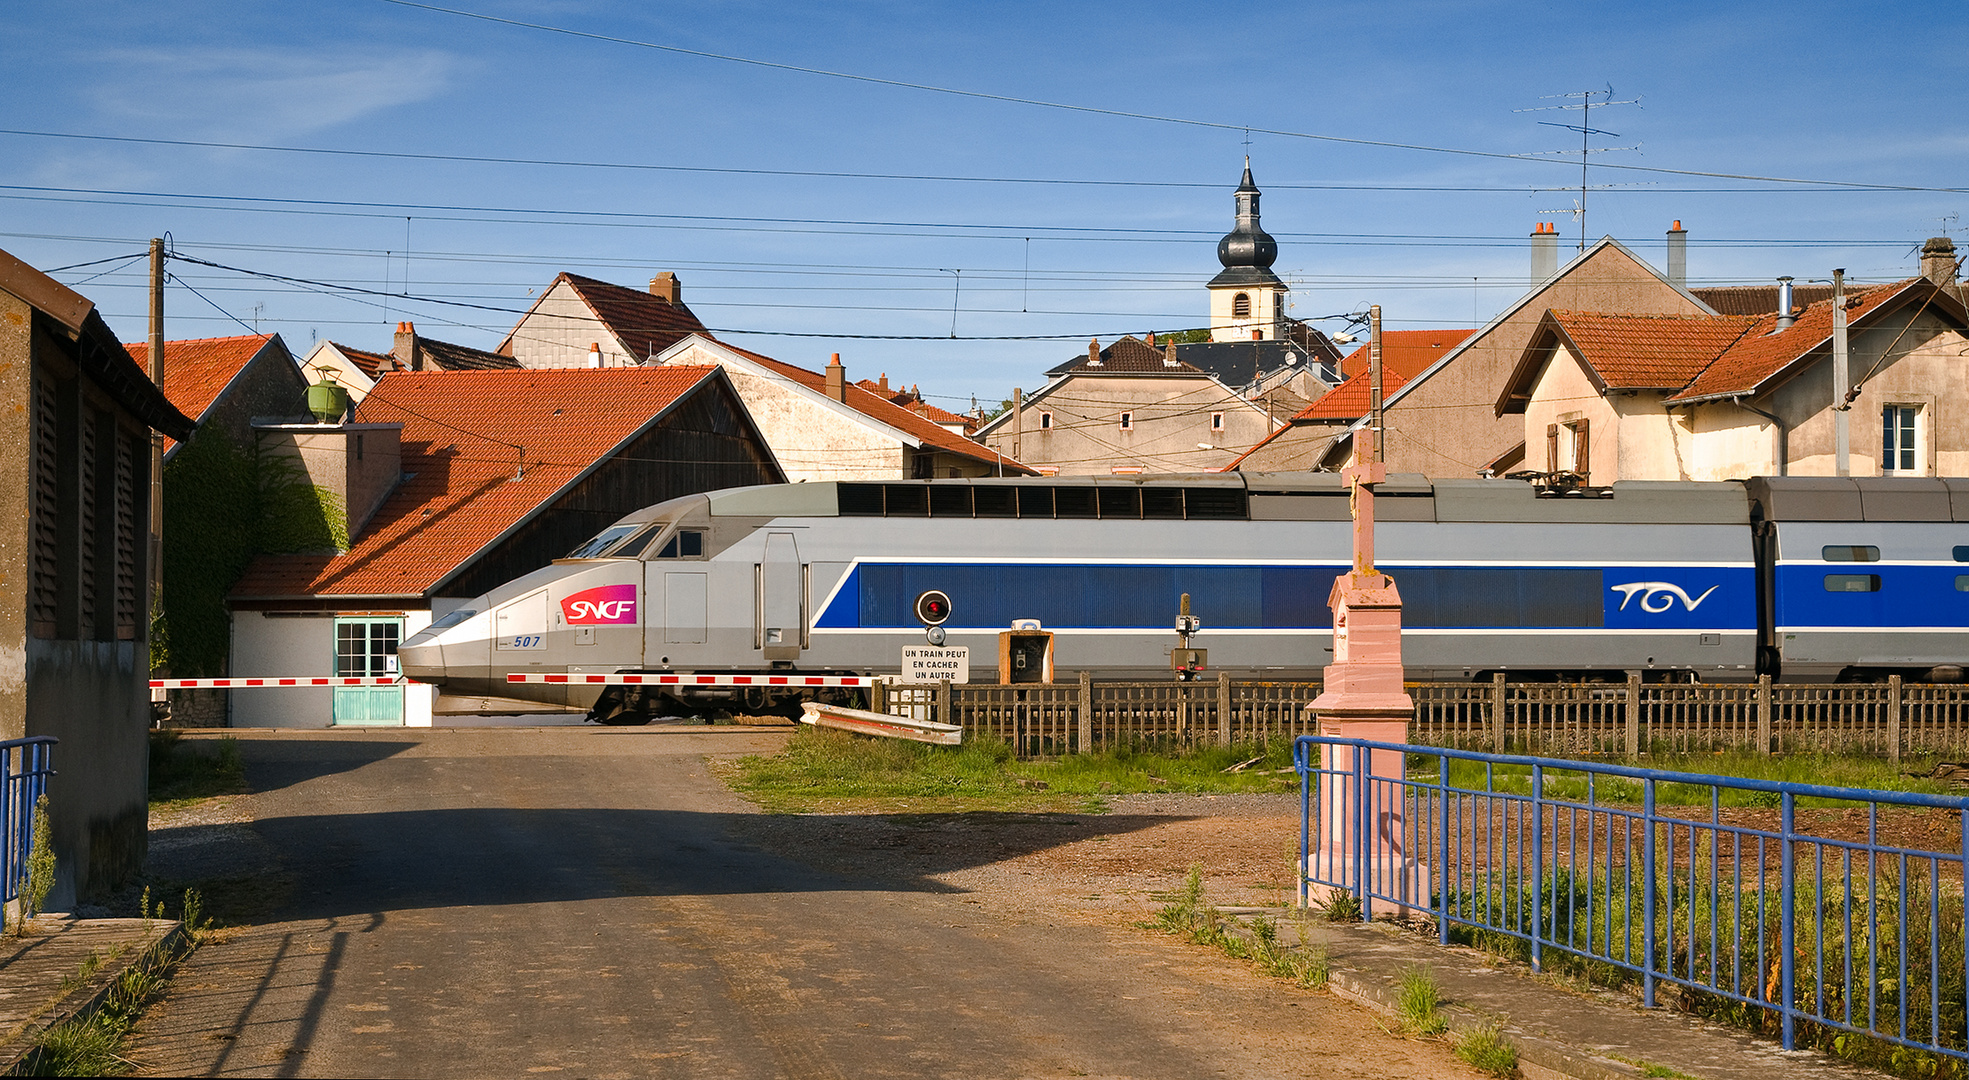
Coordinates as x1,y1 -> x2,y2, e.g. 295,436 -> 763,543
1206,160 -> 1288,342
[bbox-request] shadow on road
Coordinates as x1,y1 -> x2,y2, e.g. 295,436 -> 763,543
155,807 -> 1183,922
220,738 -> 418,795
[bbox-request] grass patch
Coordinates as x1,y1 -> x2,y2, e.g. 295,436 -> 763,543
22,889 -> 211,1076
1420,749 -> 1955,808
1148,865 -> 1330,989
723,727 -> 1297,813
1395,964 -> 1448,1035
148,731 -> 245,808
1454,1021 -> 1519,1076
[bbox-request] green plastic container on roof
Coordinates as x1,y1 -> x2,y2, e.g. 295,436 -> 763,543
307,371 -> 350,424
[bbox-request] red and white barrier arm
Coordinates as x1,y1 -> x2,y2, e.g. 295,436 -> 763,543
150,677 -> 410,688
506,672 -> 876,688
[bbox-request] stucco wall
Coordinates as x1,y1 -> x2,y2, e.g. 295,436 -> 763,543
1383,244 -> 1708,477
661,340 -> 904,482
1208,284 -> 1285,342
507,281 -> 639,368
982,374 -> 1276,475
1687,405 -> 1779,481
230,611 -> 332,726
0,292 -> 28,742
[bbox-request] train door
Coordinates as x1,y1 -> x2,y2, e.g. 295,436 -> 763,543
332,617 -> 403,725
756,532 -> 806,662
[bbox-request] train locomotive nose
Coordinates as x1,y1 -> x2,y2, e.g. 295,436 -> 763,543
398,632 -> 444,684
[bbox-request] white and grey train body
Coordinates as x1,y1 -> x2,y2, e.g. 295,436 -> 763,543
394,472 -> 1969,723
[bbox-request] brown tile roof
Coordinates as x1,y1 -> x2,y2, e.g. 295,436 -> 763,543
555,273 -> 707,360
1293,366 -> 1419,421
1692,283 -> 1835,317
1291,331 -> 1468,422
124,334 -> 280,452
327,343 -> 392,379
416,337 -> 522,372
1667,281 -> 1913,403
853,378 -> 978,432
714,342 -> 1031,473
230,366 -> 723,599
1059,336 -> 1208,375
1546,310 -> 1761,390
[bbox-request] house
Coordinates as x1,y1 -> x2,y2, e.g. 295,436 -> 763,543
976,336 -> 1279,475
1228,329 -> 1474,471
650,335 -> 1027,481
855,375 -> 979,436
127,334 -> 309,457
498,271 -> 706,367
1307,229 -> 1722,476
0,246 -> 194,904
1497,239 -> 1969,481
302,321 -> 521,404
224,365 -> 782,726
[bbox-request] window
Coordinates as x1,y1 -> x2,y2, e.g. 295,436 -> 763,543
1822,545 -> 1881,562
568,523 -> 640,558
1958,576 -> 1969,592
1824,574 -> 1881,593
655,530 -> 705,558
1232,293 -> 1251,318
1954,546 -> 1969,562
1210,412 -> 1225,431
336,620 -> 400,676
1883,405 -> 1919,473
1544,418 -> 1590,482
1039,412 -> 1052,430
1119,412 -> 1133,430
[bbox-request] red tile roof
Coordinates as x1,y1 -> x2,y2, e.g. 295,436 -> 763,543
1666,282 -> 1911,403
714,341 -> 1031,473
1546,310 -> 1761,390
123,334 -> 279,452
544,273 -> 708,360
853,378 -> 978,432
230,366 -> 723,599
327,342 -> 392,379
1335,329 -> 1475,380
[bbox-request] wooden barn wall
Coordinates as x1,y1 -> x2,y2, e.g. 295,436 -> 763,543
441,381 -> 780,598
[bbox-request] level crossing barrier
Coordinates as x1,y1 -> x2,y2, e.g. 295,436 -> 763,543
1296,733 -> 1969,1063
0,738 -> 54,908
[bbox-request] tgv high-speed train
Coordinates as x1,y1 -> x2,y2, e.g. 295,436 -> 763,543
396,473 -> 1969,723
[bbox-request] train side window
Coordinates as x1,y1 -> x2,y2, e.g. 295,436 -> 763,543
1141,488 -> 1185,519
1954,546 -> 1969,562
883,485 -> 929,516
1055,487 -> 1097,518
655,531 -> 704,559
973,486 -> 1016,517
1823,574 -> 1881,593
1017,486 -> 1054,518
1958,575 -> 1969,592
1097,486 -> 1139,518
1821,545 -> 1880,562
928,485 -> 972,517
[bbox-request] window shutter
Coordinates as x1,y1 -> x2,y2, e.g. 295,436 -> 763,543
1545,424 -> 1559,473
1573,418 -> 1591,484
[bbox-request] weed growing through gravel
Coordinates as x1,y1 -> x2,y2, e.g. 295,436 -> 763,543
1148,865 -> 1330,989
1395,965 -> 1448,1035
725,727 -> 1296,813
1454,1021 -> 1519,1077
149,732 -> 246,808
25,889 -> 211,1077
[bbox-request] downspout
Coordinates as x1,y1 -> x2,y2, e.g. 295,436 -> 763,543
1735,397 -> 1788,476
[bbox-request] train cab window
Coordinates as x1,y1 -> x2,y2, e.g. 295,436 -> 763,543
1822,545 -> 1881,562
1953,546 -> 1969,562
611,526 -> 661,558
654,531 -> 704,559
567,524 -> 640,558
1824,574 -> 1881,593
428,608 -> 476,631
973,486 -> 1016,517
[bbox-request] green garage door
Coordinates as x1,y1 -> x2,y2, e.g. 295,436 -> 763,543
332,618 -> 403,726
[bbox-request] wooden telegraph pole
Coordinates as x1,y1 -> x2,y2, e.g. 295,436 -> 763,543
147,239 -> 165,659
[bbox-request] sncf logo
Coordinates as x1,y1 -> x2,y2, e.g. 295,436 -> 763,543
562,584 -> 638,625
1610,581 -> 1719,613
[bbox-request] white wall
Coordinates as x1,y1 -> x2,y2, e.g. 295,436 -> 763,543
507,280 -> 638,368
659,339 -> 905,482
229,611 -> 334,727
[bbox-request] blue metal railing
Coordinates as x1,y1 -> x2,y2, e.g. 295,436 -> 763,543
0,738 -> 55,906
1296,734 -> 1969,1061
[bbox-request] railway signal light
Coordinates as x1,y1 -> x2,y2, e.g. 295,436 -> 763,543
915,590 -> 952,627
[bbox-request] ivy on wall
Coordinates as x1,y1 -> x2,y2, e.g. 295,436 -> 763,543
158,428 -> 345,676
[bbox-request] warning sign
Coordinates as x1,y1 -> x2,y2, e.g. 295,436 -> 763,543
900,646 -> 970,684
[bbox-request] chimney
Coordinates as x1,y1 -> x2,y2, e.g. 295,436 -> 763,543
1145,331 -> 1157,347
1165,337 -> 1179,365
1251,329 -> 1262,341
878,372 -> 890,392
587,342 -> 603,369
648,271 -> 681,305
1086,338 -> 1102,367
1531,221 -> 1558,284
1921,237 -> 1958,286
1775,277 -> 1796,331
393,321 -> 419,371
824,352 -> 846,402
1667,221 -> 1687,288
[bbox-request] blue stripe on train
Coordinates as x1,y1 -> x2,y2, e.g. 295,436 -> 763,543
814,563 -> 1757,632
1773,565 -> 1969,629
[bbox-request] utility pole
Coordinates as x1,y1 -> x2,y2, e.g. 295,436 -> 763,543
1832,269 -> 1849,477
1369,305 -> 1384,462
147,238 -> 166,647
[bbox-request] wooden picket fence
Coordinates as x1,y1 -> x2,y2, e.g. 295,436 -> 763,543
871,674 -> 1969,760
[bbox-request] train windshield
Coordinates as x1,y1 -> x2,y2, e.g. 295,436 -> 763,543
566,523 -> 641,559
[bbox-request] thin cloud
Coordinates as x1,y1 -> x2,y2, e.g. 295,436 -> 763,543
90,46 -> 459,138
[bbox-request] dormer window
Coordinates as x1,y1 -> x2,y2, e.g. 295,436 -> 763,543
1233,293 -> 1251,318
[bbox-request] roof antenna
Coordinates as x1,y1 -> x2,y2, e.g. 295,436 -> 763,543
1518,85 -> 1643,253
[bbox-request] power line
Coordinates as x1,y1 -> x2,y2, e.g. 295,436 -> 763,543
380,0 -> 1969,195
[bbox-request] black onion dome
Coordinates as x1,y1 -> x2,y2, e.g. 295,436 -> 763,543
1216,162 -> 1278,270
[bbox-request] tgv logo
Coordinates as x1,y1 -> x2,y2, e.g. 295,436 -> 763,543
1610,581 -> 1719,613
562,584 -> 638,625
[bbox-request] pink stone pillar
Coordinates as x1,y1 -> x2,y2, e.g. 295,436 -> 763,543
1306,460 -> 1428,914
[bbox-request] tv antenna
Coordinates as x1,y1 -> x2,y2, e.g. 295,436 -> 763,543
1517,86 -> 1642,253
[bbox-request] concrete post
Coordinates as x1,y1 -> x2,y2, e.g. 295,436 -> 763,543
1756,674 -> 1773,755
1217,669 -> 1232,748
1887,674 -> 1902,765
1078,670 -> 1093,753
1491,672 -> 1506,754
1626,671 -> 1643,757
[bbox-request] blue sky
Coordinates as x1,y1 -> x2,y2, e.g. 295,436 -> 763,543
6,0 -> 1967,411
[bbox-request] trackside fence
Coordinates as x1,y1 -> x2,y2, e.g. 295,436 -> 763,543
1296,734 -> 1969,1063
871,676 -> 1969,760
0,738 -> 55,907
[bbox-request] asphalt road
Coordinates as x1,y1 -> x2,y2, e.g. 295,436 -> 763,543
132,727 -> 1479,1079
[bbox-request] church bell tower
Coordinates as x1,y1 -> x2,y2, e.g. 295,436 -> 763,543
1207,161 -> 1288,342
